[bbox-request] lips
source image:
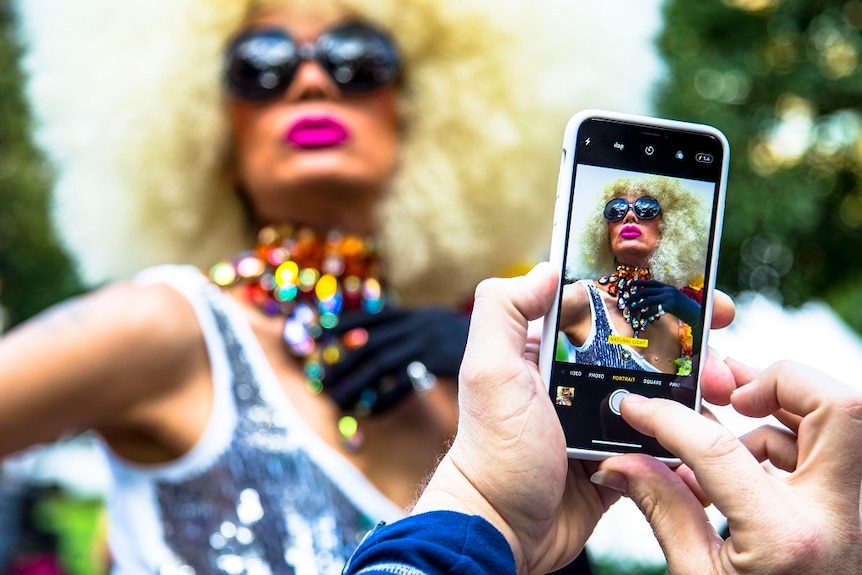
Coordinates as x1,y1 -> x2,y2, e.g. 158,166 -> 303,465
285,116 -> 350,148
619,225 -> 642,239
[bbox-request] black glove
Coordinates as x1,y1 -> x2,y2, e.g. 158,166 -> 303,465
314,307 -> 469,416
630,279 -> 701,327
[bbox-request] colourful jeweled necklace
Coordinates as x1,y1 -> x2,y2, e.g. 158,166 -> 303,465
598,264 -> 695,376
209,225 -> 389,449
598,265 -> 659,336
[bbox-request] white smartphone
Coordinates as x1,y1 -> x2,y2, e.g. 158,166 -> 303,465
539,109 -> 729,462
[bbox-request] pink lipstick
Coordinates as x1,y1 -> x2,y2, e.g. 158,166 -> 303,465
619,226 -> 642,239
285,116 -> 350,148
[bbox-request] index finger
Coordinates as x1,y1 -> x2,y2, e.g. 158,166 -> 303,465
730,360 -> 862,492
619,394 -> 777,524
700,357 -> 804,434
727,359 -> 802,432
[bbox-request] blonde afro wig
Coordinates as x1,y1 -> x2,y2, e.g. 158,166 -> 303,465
575,176 -> 710,288
14,0 -> 664,307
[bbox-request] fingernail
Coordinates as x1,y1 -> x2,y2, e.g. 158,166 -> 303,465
622,393 -> 647,404
590,470 -> 628,493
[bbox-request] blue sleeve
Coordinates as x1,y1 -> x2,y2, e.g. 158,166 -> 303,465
343,510 -> 517,575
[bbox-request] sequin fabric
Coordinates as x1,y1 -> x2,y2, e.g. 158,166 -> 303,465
570,282 -> 657,372
155,288 -> 376,575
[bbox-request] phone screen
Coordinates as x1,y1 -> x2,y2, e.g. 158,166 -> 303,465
547,115 -> 727,459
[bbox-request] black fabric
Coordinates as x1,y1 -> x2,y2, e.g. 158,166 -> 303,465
548,550 -> 595,575
321,308 -> 469,415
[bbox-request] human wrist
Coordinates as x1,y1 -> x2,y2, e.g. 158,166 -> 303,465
411,453 -> 527,574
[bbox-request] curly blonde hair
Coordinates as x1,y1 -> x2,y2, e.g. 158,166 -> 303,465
15,0 -> 664,306
575,176 -> 709,287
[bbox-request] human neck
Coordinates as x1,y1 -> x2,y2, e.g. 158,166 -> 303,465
614,258 -> 650,270
258,219 -> 374,238
248,180 -> 381,237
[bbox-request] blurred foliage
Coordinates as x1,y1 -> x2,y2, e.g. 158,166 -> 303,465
0,484 -> 108,575
591,558 -> 668,575
32,492 -> 109,575
655,0 -> 862,334
0,4 -> 83,332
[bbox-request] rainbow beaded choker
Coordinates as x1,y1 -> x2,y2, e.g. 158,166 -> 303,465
598,265 -> 656,335
598,264 -> 694,376
209,225 -> 388,417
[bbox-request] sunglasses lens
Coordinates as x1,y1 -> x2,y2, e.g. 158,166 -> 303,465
603,199 -> 630,222
226,29 -> 299,102
603,196 -> 661,221
317,23 -> 401,94
633,197 -> 661,219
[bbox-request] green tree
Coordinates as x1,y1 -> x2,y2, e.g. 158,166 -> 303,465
656,0 -> 862,334
0,4 -> 83,331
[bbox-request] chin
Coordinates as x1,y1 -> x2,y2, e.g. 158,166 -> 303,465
286,148 -> 354,172
286,152 -> 389,188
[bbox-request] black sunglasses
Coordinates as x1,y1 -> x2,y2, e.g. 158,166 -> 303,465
225,22 -> 401,102
603,196 -> 661,222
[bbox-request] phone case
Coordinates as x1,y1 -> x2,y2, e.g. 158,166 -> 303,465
540,109 -> 729,463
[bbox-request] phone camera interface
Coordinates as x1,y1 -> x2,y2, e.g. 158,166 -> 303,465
550,118 -> 724,457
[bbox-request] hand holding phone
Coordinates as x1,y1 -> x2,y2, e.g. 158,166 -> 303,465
539,110 -> 729,462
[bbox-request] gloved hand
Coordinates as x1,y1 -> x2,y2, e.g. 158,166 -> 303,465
318,308 -> 469,415
630,280 -> 701,327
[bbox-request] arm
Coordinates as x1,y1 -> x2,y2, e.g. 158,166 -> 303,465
558,281 -> 593,347
0,281 -> 208,459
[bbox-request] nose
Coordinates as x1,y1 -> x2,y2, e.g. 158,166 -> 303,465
283,58 -> 340,101
622,205 -> 639,223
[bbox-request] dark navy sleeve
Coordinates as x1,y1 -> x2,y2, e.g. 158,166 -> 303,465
343,510 -> 517,575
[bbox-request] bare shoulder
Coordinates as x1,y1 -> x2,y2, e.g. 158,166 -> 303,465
98,280 -> 202,341
560,280 -> 592,316
21,280 -> 202,352
0,278 -> 210,455
558,280 -> 595,345
1,278 -> 208,395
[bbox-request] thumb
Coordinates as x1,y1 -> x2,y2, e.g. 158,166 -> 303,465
456,261 -> 560,440
459,262 -> 557,393
595,454 -> 722,574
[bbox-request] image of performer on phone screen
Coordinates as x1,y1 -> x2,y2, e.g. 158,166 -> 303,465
557,174 -> 711,375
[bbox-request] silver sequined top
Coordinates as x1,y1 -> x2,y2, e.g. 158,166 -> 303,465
564,280 -> 659,372
104,266 -> 403,575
